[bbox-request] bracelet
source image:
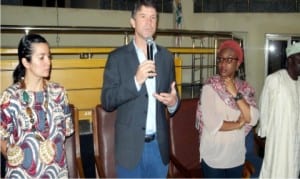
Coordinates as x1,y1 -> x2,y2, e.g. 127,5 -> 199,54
233,92 -> 243,101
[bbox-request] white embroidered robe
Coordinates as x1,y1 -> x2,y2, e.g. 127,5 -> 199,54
257,70 -> 300,178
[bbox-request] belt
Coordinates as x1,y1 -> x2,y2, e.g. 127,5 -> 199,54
145,134 -> 156,143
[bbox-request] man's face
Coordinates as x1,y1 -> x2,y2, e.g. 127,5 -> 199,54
294,54 -> 300,76
130,6 -> 157,41
290,53 -> 300,76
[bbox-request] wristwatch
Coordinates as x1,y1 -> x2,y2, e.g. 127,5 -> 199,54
233,92 -> 243,101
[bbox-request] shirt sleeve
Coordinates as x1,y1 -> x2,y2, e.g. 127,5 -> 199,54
256,74 -> 278,138
201,85 -> 223,135
134,76 -> 142,91
167,99 -> 178,113
249,105 -> 259,126
0,91 -> 13,141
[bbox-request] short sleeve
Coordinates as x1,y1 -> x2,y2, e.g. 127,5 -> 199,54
0,91 -> 13,140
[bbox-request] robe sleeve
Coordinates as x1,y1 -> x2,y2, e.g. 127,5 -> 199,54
249,105 -> 259,126
257,74 -> 279,138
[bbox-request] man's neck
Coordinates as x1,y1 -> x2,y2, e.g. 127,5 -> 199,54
287,68 -> 298,81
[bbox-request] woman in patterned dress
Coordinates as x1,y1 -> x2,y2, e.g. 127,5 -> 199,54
0,34 -> 74,178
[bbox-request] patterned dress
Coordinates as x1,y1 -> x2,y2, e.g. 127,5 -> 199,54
0,81 -> 74,178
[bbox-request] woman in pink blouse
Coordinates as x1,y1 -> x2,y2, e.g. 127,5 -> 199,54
196,40 -> 259,178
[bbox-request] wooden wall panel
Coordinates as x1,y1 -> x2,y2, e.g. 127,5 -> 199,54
1,58 -> 182,121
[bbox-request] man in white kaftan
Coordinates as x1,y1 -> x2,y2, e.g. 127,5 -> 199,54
257,42 -> 300,178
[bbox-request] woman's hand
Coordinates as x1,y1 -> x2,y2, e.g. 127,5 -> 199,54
0,139 -> 7,159
237,115 -> 246,129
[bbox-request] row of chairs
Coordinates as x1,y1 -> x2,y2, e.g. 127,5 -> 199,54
90,98 -> 203,178
71,98 -> 258,178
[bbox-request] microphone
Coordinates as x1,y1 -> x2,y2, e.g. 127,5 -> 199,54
146,37 -> 154,78
146,37 -> 153,61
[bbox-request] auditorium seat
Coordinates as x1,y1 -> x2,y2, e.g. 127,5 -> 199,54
92,104 -> 117,178
168,98 -> 204,178
66,104 -> 85,178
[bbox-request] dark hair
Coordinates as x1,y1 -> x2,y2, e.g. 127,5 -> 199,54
13,34 -> 48,83
131,0 -> 158,19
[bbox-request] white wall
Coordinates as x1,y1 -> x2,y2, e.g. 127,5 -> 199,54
1,3 -> 300,99
181,1 -> 300,99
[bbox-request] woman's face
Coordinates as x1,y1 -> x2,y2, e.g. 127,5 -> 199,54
217,48 -> 239,79
23,43 -> 51,79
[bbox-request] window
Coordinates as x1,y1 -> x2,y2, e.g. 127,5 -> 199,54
1,0 -> 173,13
194,0 -> 299,12
1,0 -> 65,7
265,34 -> 300,76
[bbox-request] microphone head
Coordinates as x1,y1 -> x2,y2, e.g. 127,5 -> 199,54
146,37 -> 153,44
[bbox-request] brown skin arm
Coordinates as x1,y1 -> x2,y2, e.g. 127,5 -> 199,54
218,78 -> 250,131
235,98 -> 251,123
224,78 -> 251,123
220,115 -> 246,131
0,139 -> 7,159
